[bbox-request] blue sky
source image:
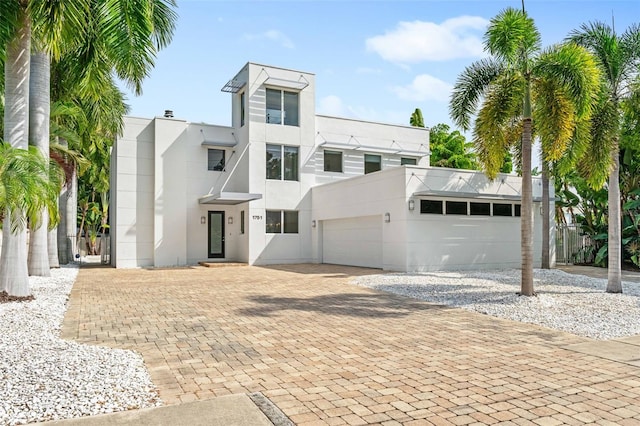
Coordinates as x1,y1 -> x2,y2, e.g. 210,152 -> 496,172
122,0 -> 639,132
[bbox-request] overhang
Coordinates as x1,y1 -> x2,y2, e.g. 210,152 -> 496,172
412,190 -> 544,202
263,77 -> 309,91
221,79 -> 246,93
198,192 -> 262,205
201,140 -> 237,148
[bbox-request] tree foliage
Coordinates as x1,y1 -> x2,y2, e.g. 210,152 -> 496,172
450,7 -> 601,296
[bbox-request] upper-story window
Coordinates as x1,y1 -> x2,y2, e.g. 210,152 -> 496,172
401,157 -> 417,166
324,150 -> 343,173
266,144 -> 299,181
364,154 -> 381,174
240,92 -> 245,127
266,88 -> 299,126
207,149 -> 225,171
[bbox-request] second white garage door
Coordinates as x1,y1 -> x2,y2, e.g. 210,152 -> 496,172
322,215 -> 382,268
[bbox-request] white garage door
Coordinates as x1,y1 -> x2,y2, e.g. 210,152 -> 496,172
322,215 -> 382,268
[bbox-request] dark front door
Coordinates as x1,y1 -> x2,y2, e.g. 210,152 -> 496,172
208,211 -> 225,258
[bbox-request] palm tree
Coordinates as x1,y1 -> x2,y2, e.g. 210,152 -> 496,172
568,22 -> 640,293
1,0 -> 177,290
450,7 -> 600,296
410,108 -> 425,128
0,143 -> 62,296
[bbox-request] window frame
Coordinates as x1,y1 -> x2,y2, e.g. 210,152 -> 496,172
266,144 -> 299,181
207,148 -> 225,172
400,157 -> 417,166
323,150 -> 343,173
265,88 -> 299,126
240,91 -> 245,127
364,153 -> 382,174
265,210 -> 299,234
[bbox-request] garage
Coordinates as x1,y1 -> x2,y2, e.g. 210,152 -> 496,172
322,215 -> 382,268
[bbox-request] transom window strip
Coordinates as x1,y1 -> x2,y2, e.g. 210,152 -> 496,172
420,199 -> 521,217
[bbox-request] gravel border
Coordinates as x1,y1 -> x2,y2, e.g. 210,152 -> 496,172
0,266 -> 161,425
354,268 -> 640,340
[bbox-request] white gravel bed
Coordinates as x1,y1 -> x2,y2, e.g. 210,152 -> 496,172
354,268 -> 640,340
0,266 -> 161,425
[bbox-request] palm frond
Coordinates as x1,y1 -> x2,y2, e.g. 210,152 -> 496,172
149,0 -> 178,49
484,7 -> 541,65
449,58 -> 504,131
578,87 -> 619,188
29,0 -> 88,60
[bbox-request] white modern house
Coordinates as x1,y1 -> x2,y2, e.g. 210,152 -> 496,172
111,62 -> 553,271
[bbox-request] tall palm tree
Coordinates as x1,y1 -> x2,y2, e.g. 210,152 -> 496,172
1,0 -> 177,293
568,22 -> 640,293
450,7 -> 600,295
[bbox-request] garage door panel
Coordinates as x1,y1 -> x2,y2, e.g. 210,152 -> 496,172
323,216 -> 382,268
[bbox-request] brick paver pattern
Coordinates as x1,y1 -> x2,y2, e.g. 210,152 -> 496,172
62,264 -> 640,425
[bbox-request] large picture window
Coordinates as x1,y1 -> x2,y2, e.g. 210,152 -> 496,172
265,210 -> 299,234
266,144 -> 298,181
266,88 -> 299,126
364,154 -> 381,174
324,150 -> 343,172
207,149 -> 225,171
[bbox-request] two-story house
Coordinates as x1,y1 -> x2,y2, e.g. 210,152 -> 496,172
110,62 -> 552,271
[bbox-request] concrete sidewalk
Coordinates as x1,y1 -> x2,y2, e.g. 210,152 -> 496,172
557,264 -> 640,282
35,394 -> 274,426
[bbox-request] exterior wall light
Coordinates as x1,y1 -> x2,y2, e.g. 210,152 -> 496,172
228,217 -> 233,224
384,212 -> 391,223
408,199 -> 415,211
312,220 -> 316,228
200,216 -> 206,224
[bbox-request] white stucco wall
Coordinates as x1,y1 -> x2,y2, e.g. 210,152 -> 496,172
112,117 -> 155,268
312,166 -> 551,272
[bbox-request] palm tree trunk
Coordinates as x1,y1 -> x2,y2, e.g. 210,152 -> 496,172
521,119 -> 535,295
27,51 -> 51,277
541,161 -> 550,269
1,12 -> 31,296
48,228 -> 60,268
57,185 -> 69,264
607,142 -> 622,293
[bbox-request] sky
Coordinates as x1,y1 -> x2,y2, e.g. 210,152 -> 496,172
121,0 -> 639,134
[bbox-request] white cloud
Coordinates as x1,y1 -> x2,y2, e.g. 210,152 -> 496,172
391,74 -> 453,102
366,16 -> 488,63
243,30 -> 294,49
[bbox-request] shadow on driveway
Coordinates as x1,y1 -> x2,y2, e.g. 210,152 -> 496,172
238,291 -> 446,318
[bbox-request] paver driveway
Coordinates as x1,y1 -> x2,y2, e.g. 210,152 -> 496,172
62,264 -> 640,425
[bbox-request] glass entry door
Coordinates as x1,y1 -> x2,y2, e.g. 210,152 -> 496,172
208,211 -> 225,258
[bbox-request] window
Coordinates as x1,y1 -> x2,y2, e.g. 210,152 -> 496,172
207,149 -> 225,171
364,154 -> 381,174
266,144 -> 298,181
284,211 -> 299,233
240,210 -> 245,234
470,202 -> 490,216
265,210 -> 299,234
446,201 -> 467,215
420,200 -> 443,214
401,157 -> 417,166
515,204 -> 521,217
265,88 -> 298,126
324,150 -> 343,172
240,92 -> 245,127
493,203 -> 512,216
